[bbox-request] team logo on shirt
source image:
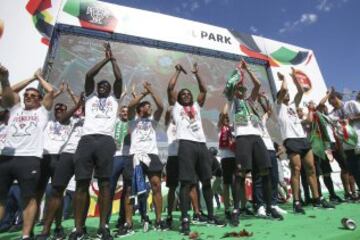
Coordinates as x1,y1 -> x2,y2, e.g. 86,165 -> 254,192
10,113 -> 39,137
48,122 -> 71,141
91,98 -> 113,119
135,120 -> 154,143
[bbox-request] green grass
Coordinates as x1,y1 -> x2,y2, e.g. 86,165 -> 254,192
2,201 -> 360,240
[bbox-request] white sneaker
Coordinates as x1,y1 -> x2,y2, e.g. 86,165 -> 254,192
271,205 -> 288,215
256,206 -> 267,218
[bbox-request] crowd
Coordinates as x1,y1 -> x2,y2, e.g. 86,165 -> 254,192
0,43 -> 359,240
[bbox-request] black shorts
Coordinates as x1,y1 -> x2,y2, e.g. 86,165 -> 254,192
332,149 -> 348,171
74,134 -> 116,181
38,154 -> 60,192
314,155 -> 332,175
52,153 -> 75,188
0,156 -> 40,201
166,156 -> 179,188
221,157 -> 235,184
178,140 -> 212,184
235,135 -> 271,171
284,138 -> 311,158
124,154 -> 164,182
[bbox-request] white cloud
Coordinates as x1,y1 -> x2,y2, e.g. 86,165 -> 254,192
249,26 -> 258,34
190,1 -> 200,12
316,0 -> 333,12
279,13 -> 318,34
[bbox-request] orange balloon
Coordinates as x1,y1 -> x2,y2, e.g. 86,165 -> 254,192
0,19 -> 4,39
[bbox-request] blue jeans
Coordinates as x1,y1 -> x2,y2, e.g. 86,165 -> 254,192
253,150 -> 279,207
0,184 -> 22,228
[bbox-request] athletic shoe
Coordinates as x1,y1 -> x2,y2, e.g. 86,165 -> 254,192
329,195 -> 344,204
239,207 -> 254,216
224,210 -> 231,220
230,209 -> 239,227
154,220 -> 169,231
54,226 -> 66,240
68,229 -> 86,240
115,223 -> 134,238
256,206 -> 267,218
35,234 -> 50,240
141,215 -> 151,232
192,212 -> 208,224
21,237 -> 34,240
271,205 -> 288,215
267,208 -> 284,221
180,218 -> 190,236
207,216 -> 226,227
293,201 -> 305,214
96,227 -> 113,240
313,198 -> 335,209
165,215 -> 173,229
8,224 -> 22,232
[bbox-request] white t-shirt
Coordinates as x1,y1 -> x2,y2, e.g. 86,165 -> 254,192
129,117 -> 159,155
43,120 -> 72,154
62,117 -> 84,154
167,122 -> 178,157
2,104 -> 49,158
277,102 -> 306,140
172,101 -> 206,142
82,93 -> 119,137
218,126 -> 235,159
261,116 -> 275,151
114,119 -> 130,156
232,98 -> 261,136
0,123 -> 8,151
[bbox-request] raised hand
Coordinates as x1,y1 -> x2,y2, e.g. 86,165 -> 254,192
59,81 -> 66,92
143,81 -> 153,94
104,42 -> 113,59
277,72 -> 285,81
239,59 -> 248,70
191,62 -> 199,74
34,68 -> 42,79
175,64 -> 187,74
0,64 -> 9,80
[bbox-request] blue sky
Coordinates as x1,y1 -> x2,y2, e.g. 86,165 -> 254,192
103,0 -> 359,98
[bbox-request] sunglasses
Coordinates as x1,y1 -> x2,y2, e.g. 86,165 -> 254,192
55,105 -> 67,111
24,93 -> 40,99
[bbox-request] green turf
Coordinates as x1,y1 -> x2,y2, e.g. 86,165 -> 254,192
2,201 -> 360,240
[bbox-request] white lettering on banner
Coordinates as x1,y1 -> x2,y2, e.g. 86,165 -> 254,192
86,6 -> 109,25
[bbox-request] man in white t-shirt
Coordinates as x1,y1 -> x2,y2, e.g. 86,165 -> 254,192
168,63 -> 225,235
71,44 -> 122,240
225,60 -> 281,225
328,90 -> 360,192
0,109 -> 9,151
0,65 -> 54,240
276,69 -> 322,214
119,81 -> 165,234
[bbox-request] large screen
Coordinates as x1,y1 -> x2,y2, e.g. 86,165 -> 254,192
48,33 -> 274,145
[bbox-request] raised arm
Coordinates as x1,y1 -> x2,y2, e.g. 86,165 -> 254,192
318,88 -> 334,107
53,82 -> 66,99
84,44 -> 111,96
35,69 -> 54,111
164,106 -> 173,127
276,72 -> 287,104
144,82 -> 164,122
66,83 -> 79,104
58,93 -> 85,124
127,87 -> 149,120
192,63 -> 207,107
291,67 -> 304,108
240,60 -> 261,102
168,64 -> 184,106
0,64 -> 17,108
106,43 -> 123,99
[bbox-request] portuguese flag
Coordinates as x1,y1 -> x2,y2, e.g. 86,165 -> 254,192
63,0 -> 118,33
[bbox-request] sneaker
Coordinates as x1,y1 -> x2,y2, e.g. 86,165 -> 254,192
166,215 -> 173,229
35,234 -> 50,240
239,207 -> 254,216
141,215 -> 151,232
68,230 -> 85,240
293,201 -> 305,214
8,224 -> 22,232
313,198 -> 335,209
207,216 -> 226,227
224,210 -> 231,220
344,193 -> 353,202
267,208 -> 284,221
230,209 -> 239,227
180,218 -> 190,236
115,223 -> 134,238
192,212 -> 208,224
54,227 -> 66,240
329,195 -> 344,204
21,237 -> 34,240
271,205 -> 288,215
256,206 -> 267,218
96,227 -> 113,240
154,220 -> 169,231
